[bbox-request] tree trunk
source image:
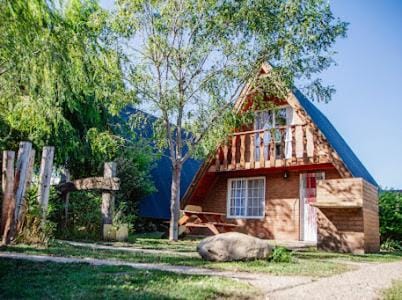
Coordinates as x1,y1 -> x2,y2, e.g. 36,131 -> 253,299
169,162 -> 182,241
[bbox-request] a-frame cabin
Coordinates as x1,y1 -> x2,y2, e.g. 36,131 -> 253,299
181,64 -> 380,254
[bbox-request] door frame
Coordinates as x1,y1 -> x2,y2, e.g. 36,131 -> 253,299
299,172 -> 325,242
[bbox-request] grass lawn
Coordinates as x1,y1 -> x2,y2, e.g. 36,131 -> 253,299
0,258 -> 260,300
2,234 -> 401,278
383,280 -> 402,300
1,241 -> 350,277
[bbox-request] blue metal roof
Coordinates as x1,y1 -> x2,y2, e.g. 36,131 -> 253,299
294,89 -> 378,187
120,107 -> 202,220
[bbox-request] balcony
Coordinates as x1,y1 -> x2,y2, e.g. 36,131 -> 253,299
211,124 -> 330,172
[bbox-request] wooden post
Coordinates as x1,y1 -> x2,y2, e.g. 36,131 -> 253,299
259,132 -> 264,167
102,162 -> 116,231
215,147 -> 220,172
16,149 -> 35,232
13,142 -> 32,225
223,144 -> 228,170
37,146 -> 54,222
60,168 -> 71,229
1,151 -> 15,245
250,133 -> 255,169
231,136 -> 236,170
240,134 -> 245,168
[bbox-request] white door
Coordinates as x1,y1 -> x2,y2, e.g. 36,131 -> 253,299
300,172 -> 325,242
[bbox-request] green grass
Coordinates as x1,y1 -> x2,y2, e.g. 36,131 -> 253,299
383,280 -> 402,300
0,258 -> 260,300
2,241 -> 351,277
3,234 -> 401,278
295,249 -> 402,263
68,232 -> 200,253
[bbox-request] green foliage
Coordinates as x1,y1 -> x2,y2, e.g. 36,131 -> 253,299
114,144 -> 156,228
0,0 -> 130,176
379,191 -> 402,242
269,247 -> 294,263
53,191 -> 102,241
381,239 -> 402,252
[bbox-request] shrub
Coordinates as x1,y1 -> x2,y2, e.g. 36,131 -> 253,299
49,190 -> 102,241
269,247 -> 293,263
381,239 -> 402,252
379,191 -> 402,242
16,186 -> 56,245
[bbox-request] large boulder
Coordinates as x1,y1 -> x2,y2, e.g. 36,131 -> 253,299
197,232 -> 273,262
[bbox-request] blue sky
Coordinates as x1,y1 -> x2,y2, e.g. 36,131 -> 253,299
317,0 -> 402,188
101,0 -> 402,188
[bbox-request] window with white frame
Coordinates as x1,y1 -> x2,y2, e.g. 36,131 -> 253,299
227,177 -> 265,218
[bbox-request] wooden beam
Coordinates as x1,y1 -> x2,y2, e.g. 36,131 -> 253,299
58,177 -> 120,193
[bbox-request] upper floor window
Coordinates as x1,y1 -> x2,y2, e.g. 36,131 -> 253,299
254,107 -> 293,159
254,107 -> 291,130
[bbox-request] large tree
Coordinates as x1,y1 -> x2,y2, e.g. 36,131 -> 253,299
0,0 -> 130,176
114,0 -> 347,240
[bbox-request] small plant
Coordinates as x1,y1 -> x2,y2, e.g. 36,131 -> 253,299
269,247 -> 293,263
112,203 -> 134,232
381,239 -> 402,252
15,186 -> 56,245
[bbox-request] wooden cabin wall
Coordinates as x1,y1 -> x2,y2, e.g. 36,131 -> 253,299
201,168 -> 341,240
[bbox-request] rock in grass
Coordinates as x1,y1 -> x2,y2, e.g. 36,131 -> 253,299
197,232 -> 273,262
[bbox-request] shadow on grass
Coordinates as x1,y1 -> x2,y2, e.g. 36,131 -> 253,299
0,258 -> 258,300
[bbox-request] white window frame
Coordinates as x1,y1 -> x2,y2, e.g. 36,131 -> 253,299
226,176 -> 266,219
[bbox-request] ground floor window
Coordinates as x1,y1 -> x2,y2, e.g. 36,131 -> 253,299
227,177 -> 265,218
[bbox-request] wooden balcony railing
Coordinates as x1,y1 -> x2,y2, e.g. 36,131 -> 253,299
212,124 -> 329,172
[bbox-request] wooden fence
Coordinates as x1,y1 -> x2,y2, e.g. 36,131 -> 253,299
0,141 -> 119,245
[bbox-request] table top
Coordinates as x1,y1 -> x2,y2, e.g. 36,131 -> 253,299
182,210 -> 226,216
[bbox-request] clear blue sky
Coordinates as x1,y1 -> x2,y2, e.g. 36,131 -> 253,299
101,0 -> 402,188
317,0 -> 402,188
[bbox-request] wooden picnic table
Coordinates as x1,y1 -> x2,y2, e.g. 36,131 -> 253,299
179,210 -> 238,235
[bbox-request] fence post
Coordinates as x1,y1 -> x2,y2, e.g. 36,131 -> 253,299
16,149 -> 35,232
1,151 -> 15,245
101,162 -> 116,235
13,141 -> 32,229
37,146 -> 55,223
60,168 -> 70,229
